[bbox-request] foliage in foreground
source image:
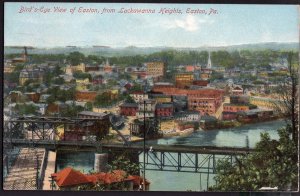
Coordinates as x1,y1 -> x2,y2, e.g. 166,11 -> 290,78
77,152 -> 140,191
210,125 -> 298,191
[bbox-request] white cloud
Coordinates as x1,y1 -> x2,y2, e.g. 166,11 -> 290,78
162,15 -> 214,32
261,31 -> 273,42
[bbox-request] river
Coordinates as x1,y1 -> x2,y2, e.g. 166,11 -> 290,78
55,119 -> 286,191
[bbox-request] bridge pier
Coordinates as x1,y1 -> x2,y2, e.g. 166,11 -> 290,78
178,152 -> 181,171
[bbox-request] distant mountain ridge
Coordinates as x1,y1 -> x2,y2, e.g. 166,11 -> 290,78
4,42 -> 299,57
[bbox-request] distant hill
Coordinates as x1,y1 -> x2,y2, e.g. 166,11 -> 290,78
4,42 -> 298,57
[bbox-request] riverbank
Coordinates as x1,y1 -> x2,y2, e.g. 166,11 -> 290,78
202,116 -> 284,131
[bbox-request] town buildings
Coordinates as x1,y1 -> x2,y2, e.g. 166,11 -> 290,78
78,111 -> 109,119
61,111 -> 110,141
175,73 -> 194,88
136,99 -> 157,119
11,47 -> 28,64
150,94 -> 172,103
174,110 -> 201,122
185,65 -> 201,72
155,103 -> 174,118
65,63 -> 86,75
146,62 -> 166,79
236,108 -> 274,123
19,66 -> 45,85
75,91 -> 97,102
192,80 -> 209,88
119,103 -> 138,116
222,103 -> 251,120
130,91 -> 148,103
4,62 -> 15,73
231,86 -> 244,96
152,87 -> 224,116
250,96 -> 285,112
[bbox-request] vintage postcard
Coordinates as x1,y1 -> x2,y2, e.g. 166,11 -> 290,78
3,2 -> 299,192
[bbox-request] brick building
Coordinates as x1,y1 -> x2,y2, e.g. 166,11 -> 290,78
175,73 -> 194,88
200,68 -> 212,80
25,92 -> 40,103
152,87 -> 224,115
222,103 -> 251,120
155,103 -> 173,117
85,65 -> 99,72
65,111 -> 110,141
230,95 -> 250,104
75,91 -> 97,102
188,97 -> 220,116
192,80 -> 209,87
150,94 -> 172,103
146,62 -> 166,78
119,103 -> 138,116
92,75 -> 103,85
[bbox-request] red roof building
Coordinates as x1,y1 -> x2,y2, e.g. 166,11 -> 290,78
51,167 -> 150,190
51,167 -> 90,188
185,65 -> 201,72
185,65 -> 195,72
152,87 -> 224,115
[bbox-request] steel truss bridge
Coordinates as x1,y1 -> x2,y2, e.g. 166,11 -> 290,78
3,117 -> 253,179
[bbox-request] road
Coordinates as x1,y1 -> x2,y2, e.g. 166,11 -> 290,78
214,96 -> 230,119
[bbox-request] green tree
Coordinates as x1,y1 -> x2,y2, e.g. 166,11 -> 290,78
107,79 -> 118,87
124,94 -> 135,103
94,93 -> 110,107
53,64 -> 64,75
52,77 -> 65,85
86,55 -> 104,65
85,102 -> 93,111
67,51 -> 85,66
15,104 -> 38,115
46,95 -> 55,104
129,84 -> 143,93
110,152 -> 140,175
274,51 -> 299,146
4,72 -> 20,84
73,71 -> 92,81
209,71 -> 224,81
210,125 -> 298,191
60,104 -> 84,117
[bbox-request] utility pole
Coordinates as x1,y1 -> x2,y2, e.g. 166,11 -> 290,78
36,154 -> 39,190
246,135 -> 249,149
143,99 -> 146,191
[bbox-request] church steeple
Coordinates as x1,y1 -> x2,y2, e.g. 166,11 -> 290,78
22,46 -> 28,62
207,52 -> 212,69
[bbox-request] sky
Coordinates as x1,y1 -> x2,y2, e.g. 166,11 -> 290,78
4,3 -> 299,48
